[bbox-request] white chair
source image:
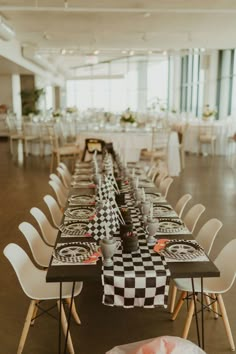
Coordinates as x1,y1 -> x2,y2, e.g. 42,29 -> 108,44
50,173 -> 69,197
171,239 -> 236,351
198,124 -> 217,155
6,116 -> 23,155
30,207 -> 58,246
49,180 -> 68,209
183,203 -> 206,233
159,177 -> 173,199
3,243 -> 82,354
174,194 -> 192,218
59,162 -> 72,182
43,194 -> 63,228
154,170 -> 168,187
170,218 -> 223,313
18,222 -> 53,267
57,166 -> 71,188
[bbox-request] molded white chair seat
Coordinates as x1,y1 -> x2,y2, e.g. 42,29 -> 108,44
159,177 -> 173,199
174,194 -> 192,218
49,180 -> 67,208
30,207 -> 58,246
3,243 -> 83,354
106,336 -> 206,354
19,222 -> 52,267
172,239 -> 236,351
183,203 -> 205,233
57,166 -> 71,188
43,194 -> 63,228
59,162 -> 72,179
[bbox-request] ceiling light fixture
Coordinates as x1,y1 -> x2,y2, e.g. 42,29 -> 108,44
93,50 -> 100,55
0,16 -> 15,41
143,12 -> 151,18
61,48 -> 66,55
122,50 -> 127,54
64,0 -> 68,9
162,51 -> 167,55
148,50 -> 153,55
129,50 -> 134,56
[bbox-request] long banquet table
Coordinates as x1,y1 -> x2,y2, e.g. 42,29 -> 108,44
46,158 -> 219,353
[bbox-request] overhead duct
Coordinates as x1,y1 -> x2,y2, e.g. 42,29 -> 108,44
0,16 -> 15,41
22,46 -> 56,72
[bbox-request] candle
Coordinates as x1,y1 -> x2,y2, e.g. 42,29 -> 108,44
104,222 -> 110,239
136,176 -> 139,188
142,188 -> 146,201
132,168 -> 135,177
150,203 -> 153,219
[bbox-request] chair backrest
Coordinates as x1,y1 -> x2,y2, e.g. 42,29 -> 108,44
174,194 -> 192,218
3,243 -> 43,299
43,194 -> 63,228
159,177 -> 173,199
30,207 -> 58,246
49,180 -> 67,208
6,116 -> 18,134
195,218 -> 223,255
151,127 -> 170,151
155,170 -> 168,187
49,174 -> 68,197
199,124 -> 214,138
48,125 -> 60,150
59,162 -> 72,180
214,239 -> 236,293
81,138 -> 106,161
183,203 -> 206,233
56,166 -> 70,188
18,222 -> 52,267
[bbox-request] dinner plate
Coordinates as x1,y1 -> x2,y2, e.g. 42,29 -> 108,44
152,205 -> 177,217
64,207 -> 95,220
68,195 -> 95,205
74,168 -> 93,174
158,240 -> 205,260
59,221 -> 88,236
71,181 -> 94,188
53,242 -> 92,263
158,218 -> 185,233
72,175 -> 93,181
145,192 -> 165,203
138,182 -> 155,188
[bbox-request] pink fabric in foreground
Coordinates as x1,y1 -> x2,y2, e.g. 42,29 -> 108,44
106,336 -> 206,354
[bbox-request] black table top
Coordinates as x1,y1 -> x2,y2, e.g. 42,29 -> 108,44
46,184 -> 220,283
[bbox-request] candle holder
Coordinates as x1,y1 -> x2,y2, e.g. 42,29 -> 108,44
146,219 -> 159,244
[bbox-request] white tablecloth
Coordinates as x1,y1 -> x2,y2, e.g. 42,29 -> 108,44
77,131 -> 181,176
184,118 -> 236,155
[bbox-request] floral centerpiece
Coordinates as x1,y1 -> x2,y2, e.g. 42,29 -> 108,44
202,104 -> 217,120
66,106 -> 78,114
52,110 -> 62,118
120,108 -> 136,124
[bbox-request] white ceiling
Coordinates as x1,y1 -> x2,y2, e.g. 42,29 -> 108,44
1,0 -> 236,73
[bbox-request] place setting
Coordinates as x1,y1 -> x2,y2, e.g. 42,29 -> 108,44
68,194 -> 96,206
64,206 -> 95,221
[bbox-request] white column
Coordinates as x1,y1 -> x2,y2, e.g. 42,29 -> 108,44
137,60 -> 147,112
12,74 -> 22,119
203,50 -> 218,112
171,55 -> 181,112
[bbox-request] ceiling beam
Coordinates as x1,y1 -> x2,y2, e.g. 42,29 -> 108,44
1,6 -> 236,14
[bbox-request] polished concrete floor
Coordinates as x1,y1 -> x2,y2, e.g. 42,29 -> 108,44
0,138 -> 236,354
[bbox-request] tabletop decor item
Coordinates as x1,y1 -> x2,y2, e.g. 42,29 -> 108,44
146,218 -> 159,244
64,206 -> 95,221
52,242 -> 99,264
122,231 -> 138,253
120,108 -> 136,124
68,194 -> 96,206
59,221 -> 89,236
156,240 -> 205,261
202,104 -> 217,121
100,237 -> 119,266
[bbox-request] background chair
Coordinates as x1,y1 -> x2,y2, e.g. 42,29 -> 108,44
30,207 -> 58,246
57,166 -> 71,188
183,203 -> 206,233
198,124 -> 217,155
49,180 -> 67,209
159,177 -> 173,199
169,218 -> 223,313
81,138 -> 106,161
171,239 -> 236,351
49,173 -> 69,199
6,116 -> 23,155
174,194 -> 192,218
3,243 -> 82,354
43,195 -> 63,228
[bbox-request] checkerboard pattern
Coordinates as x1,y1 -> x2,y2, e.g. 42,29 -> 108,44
102,238 -> 170,308
102,190 -> 170,308
86,200 -> 119,240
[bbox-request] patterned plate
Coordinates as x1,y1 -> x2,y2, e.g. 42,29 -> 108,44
53,242 -> 92,263
139,182 -> 155,188
153,205 -> 177,217
59,222 -> 88,236
158,218 -> 185,233
71,181 -> 95,188
158,240 -> 205,260
64,207 -> 95,220
146,193 -> 165,203
72,175 -> 93,181
74,168 -> 93,174
68,195 -> 95,205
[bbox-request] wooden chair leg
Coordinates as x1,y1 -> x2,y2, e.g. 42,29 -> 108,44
50,153 -> 54,173
211,293 -> 218,319
204,292 -> 211,311
169,285 -> 177,313
182,298 -> 195,339
30,300 -> 39,325
17,300 -> 36,354
57,301 -> 75,354
9,138 -> 13,155
172,291 -> 187,320
65,298 -> 81,325
217,294 -> 235,351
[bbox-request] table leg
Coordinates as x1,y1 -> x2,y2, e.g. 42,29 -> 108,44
201,277 -> 205,350
59,282 -> 62,354
63,282 -> 75,354
191,278 -> 201,347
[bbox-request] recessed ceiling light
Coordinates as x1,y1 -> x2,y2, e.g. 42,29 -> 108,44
68,50 -> 74,54
129,50 -> 134,56
200,48 -> 206,52
144,12 -> 151,18
162,51 -> 167,55
61,48 -> 66,55
148,50 -> 153,55
122,50 -> 127,54
93,50 -> 100,55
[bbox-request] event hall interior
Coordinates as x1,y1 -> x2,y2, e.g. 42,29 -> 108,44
0,1 -> 236,354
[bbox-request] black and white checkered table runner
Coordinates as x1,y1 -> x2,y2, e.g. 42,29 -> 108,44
102,191 -> 170,308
